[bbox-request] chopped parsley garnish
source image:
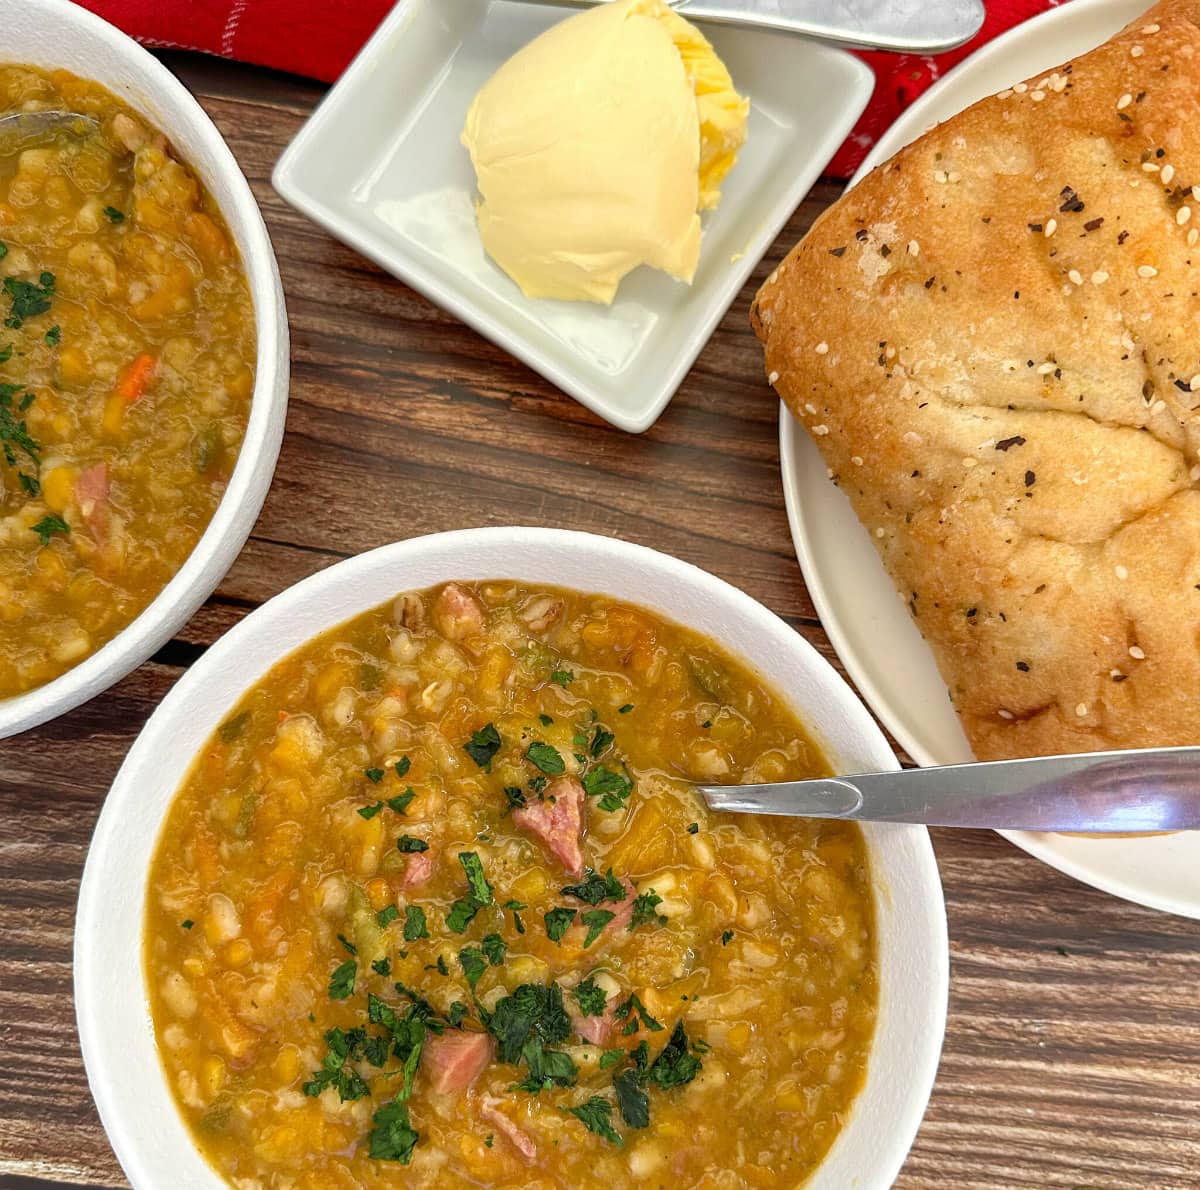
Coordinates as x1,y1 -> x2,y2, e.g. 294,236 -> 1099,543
364,767 -> 385,783
503,785 -> 526,811
44,324 -> 60,346
103,206 -> 125,223
590,727 -> 614,757
598,1048 -> 623,1070
614,993 -> 662,1036
459,946 -> 487,991
328,959 -> 357,1000
371,957 -> 391,977
538,713 -> 553,726
579,909 -> 615,948
481,933 -> 507,966
446,898 -> 481,934
618,703 -> 633,714
218,711 -> 249,742
397,834 -> 428,853
526,741 -> 565,775
566,1096 -> 622,1145
486,982 -> 572,1066
387,789 -> 416,814
31,514 -> 69,546
613,1068 -> 650,1129
376,905 -> 400,928
544,907 -> 577,943
516,1036 -> 577,1093
357,801 -> 384,820
721,929 -> 735,946
302,1027 -> 371,1102
394,756 -> 411,778
4,272 -> 55,328
458,852 -> 493,904
368,1097 -> 419,1163
485,1133 -> 494,1148
180,919 -> 194,930
463,722 -> 502,770
629,890 -> 665,931
644,1021 -> 702,1089
337,933 -> 358,955
687,822 -> 699,834
403,905 -> 429,941
550,669 -> 574,686
448,1001 -> 468,1028
582,766 -> 633,812
562,867 -> 625,906
572,976 -> 608,1017
503,899 -> 527,935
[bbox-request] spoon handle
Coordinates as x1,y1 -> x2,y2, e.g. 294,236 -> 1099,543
699,746 -> 1200,832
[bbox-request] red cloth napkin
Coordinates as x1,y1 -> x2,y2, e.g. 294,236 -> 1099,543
78,0 -> 1061,178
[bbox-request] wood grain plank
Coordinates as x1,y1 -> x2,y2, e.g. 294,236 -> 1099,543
2,50 -> 1199,1190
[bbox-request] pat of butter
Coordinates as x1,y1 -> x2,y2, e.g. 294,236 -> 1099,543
461,0 -> 748,305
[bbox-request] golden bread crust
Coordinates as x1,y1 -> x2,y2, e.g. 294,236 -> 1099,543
752,0 -> 1200,760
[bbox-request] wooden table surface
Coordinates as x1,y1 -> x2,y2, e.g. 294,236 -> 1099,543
2,51 -> 1199,1190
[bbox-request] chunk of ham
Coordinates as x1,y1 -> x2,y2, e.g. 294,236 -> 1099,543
512,776 -> 585,877
569,990 -> 618,1046
565,878 -> 637,950
75,462 -> 110,543
479,1096 -> 537,1162
423,1030 -> 494,1096
434,582 -> 485,641
400,851 -> 434,890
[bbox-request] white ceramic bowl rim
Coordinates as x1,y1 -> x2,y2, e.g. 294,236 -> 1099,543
76,526 -> 948,1190
0,0 -> 289,738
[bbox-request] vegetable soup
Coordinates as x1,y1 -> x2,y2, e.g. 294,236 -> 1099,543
145,581 -> 877,1188
0,66 -> 254,697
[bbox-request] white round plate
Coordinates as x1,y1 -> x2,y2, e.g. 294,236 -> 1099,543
780,0 -> 1200,918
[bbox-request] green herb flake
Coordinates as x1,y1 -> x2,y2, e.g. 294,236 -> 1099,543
31,514 -> 69,546
367,1096 -> 419,1163
463,722 -> 502,770
337,933 -> 358,956
579,909 -> 615,948
458,852 -> 493,904
598,1048 -> 623,1070
572,976 -> 608,1017
566,1096 -> 622,1145
446,897 -> 482,934
503,785 -> 526,812
590,727 -> 614,757
582,766 -> 633,812
614,993 -> 663,1036
358,801 -> 384,820
629,890 -> 665,931
103,206 -> 125,224
459,946 -> 487,991
480,933 -> 507,966
387,789 -> 416,814
448,1001 -> 468,1028
538,713 -> 553,726
217,711 -> 250,742
485,1133 -> 494,1148
180,919 -> 194,930
371,957 -> 392,977
645,1021 -> 702,1089
562,867 -> 625,906
44,325 -> 60,346
550,669 -> 574,687
721,929 -> 735,946
544,907 -> 577,944
328,959 -> 356,1000
613,1068 -> 650,1129
526,741 -> 565,775
364,767 -> 385,784
376,904 -> 400,928
618,703 -> 633,714
403,905 -> 429,941
394,755 -> 412,778
397,834 -> 429,853
687,822 -> 699,834
3,272 -> 54,328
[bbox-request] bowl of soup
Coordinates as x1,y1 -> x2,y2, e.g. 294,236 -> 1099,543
76,527 -> 948,1189
0,0 -> 288,737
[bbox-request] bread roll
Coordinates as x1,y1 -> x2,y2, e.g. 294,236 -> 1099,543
752,0 -> 1200,760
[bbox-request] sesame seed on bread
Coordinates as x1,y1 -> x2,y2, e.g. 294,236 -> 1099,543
752,0 -> 1200,760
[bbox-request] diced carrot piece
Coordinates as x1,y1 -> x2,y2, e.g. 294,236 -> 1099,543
115,353 -> 156,402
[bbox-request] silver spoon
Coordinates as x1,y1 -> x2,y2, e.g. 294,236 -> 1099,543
699,746 -> 1200,832
525,0 -> 985,54
0,110 -> 99,150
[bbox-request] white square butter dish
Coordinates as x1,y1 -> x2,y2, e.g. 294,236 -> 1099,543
273,0 -> 872,431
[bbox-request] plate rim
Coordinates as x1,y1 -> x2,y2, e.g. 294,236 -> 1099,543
777,0 -> 1200,918
271,0 -> 874,433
